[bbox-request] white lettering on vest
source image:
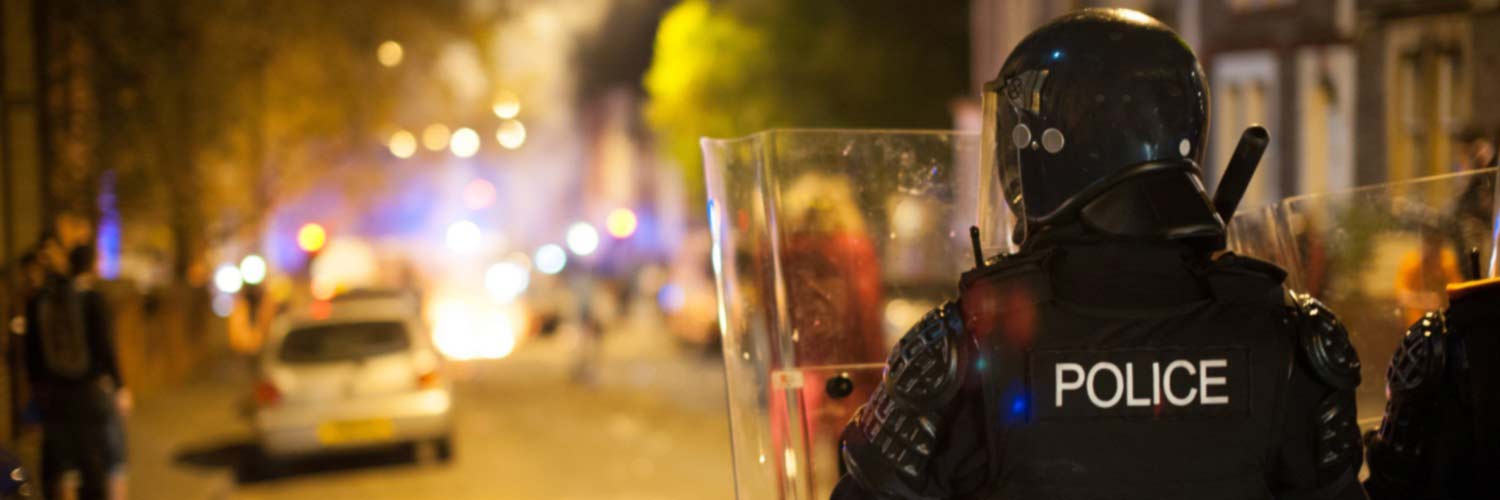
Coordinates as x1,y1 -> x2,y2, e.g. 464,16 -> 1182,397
1163,360 -> 1197,406
1151,361 -> 1162,405
1199,359 -> 1229,405
1086,362 -> 1125,408
1052,357 -> 1235,409
1056,363 -> 1085,407
1125,362 -> 1151,407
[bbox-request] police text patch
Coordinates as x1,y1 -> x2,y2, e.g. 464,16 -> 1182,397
1029,347 -> 1248,420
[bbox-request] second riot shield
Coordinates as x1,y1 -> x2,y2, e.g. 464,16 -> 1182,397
1227,167 -> 1500,427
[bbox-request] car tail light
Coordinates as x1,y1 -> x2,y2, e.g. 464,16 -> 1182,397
254,380 -> 281,407
417,371 -> 441,389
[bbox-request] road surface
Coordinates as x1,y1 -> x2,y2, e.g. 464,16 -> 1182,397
128,325 -> 735,500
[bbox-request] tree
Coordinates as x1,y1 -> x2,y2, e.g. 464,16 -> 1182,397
643,0 -> 969,198
82,0 -> 470,281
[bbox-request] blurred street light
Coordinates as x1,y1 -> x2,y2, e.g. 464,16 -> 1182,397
389,130 -> 417,159
450,127 -> 481,158
535,244 -> 567,274
485,261 -> 531,303
606,208 -> 638,238
377,40 -> 404,67
214,264 -> 244,294
462,179 -> 496,210
497,120 -> 526,149
239,254 -> 268,285
297,223 -> 327,253
423,124 -> 452,151
446,220 -> 482,253
492,90 -> 521,119
566,222 -> 599,256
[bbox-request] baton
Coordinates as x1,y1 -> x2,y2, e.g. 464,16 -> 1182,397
1212,126 -> 1270,225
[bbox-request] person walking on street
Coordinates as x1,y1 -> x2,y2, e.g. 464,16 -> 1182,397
25,243 -> 129,500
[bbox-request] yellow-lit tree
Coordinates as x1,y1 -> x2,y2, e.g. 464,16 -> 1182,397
644,0 -> 968,198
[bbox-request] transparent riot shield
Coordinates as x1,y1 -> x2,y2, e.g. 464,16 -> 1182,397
702,129 -> 1003,500
1227,167 -> 1500,428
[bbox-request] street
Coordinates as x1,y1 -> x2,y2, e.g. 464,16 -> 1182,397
128,323 -> 734,500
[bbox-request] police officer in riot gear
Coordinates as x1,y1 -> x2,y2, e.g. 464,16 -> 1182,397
1365,261 -> 1500,499
832,9 -> 1366,499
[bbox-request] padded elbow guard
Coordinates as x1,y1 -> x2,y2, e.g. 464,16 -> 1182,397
841,301 -> 968,499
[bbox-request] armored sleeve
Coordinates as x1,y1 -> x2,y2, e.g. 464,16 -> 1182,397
1364,312 -> 1449,499
834,301 -> 987,500
1271,293 -> 1366,500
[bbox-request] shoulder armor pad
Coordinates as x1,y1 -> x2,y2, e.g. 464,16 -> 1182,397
885,301 -> 968,409
841,301 -> 967,496
1291,296 -> 1365,482
1367,311 -> 1449,485
1386,311 -> 1447,401
1291,292 -> 1361,391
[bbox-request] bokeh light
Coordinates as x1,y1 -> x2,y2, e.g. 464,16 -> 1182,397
485,261 -> 531,303
377,40 -> 404,67
388,130 -> 417,158
430,299 -> 520,360
450,127 -> 480,158
462,179 -> 496,210
566,222 -> 599,256
446,220 -> 482,253
214,264 -> 244,294
239,254 -> 267,285
211,293 -> 234,318
892,198 -> 927,238
657,283 -> 685,312
422,124 -> 452,151
497,120 -> 526,149
606,208 -> 638,238
534,244 -> 567,275
297,223 -> 327,253
492,90 -> 520,119
310,277 -> 337,301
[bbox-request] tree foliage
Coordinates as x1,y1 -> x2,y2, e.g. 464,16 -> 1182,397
80,0 -> 469,278
644,0 -> 969,197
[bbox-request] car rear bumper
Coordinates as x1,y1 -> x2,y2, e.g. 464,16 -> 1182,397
254,388 -> 452,458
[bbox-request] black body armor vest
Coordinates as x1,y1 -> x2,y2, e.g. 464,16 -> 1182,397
958,246 -> 1301,499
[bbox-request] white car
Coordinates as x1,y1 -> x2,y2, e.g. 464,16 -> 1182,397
253,296 -> 453,461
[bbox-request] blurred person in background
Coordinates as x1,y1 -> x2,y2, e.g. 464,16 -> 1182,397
1450,126 -> 1497,272
567,265 -> 607,387
771,171 -> 887,494
8,251 -> 46,442
1396,229 -> 1464,325
25,243 -> 129,500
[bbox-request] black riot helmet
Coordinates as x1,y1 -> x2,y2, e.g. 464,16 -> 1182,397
982,8 -> 1223,248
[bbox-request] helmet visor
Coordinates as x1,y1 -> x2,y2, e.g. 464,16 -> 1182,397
981,80 -> 1026,247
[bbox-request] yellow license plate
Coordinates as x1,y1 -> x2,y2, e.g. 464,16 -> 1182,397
317,418 -> 395,445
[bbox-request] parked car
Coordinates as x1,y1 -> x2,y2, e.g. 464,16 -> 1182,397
253,297 -> 453,461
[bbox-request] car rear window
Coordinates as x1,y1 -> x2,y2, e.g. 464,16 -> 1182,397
279,321 -> 411,363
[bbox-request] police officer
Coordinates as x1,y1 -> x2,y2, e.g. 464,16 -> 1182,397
1365,268 -> 1500,499
832,9 -> 1366,499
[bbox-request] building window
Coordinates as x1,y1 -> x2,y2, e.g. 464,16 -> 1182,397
1384,16 -> 1471,181
1212,51 -> 1281,208
1296,46 -> 1356,196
